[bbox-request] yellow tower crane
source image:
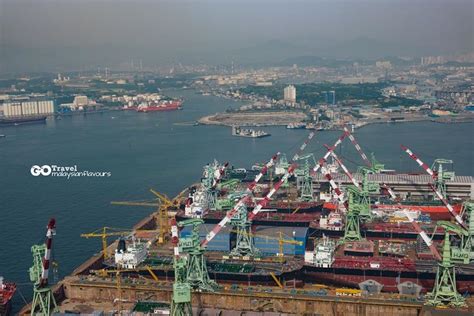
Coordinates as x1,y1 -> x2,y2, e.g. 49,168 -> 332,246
149,189 -> 175,244
80,227 -> 133,260
80,227 -> 159,259
111,188 -> 177,244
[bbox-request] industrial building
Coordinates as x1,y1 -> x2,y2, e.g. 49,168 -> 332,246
313,173 -> 474,200
1,100 -> 54,117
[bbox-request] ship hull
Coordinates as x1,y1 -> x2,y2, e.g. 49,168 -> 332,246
176,213 -> 317,227
373,203 -> 463,221
137,106 -> 181,112
137,100 -> 182,112
308,224 -> 445,241
303,265 -> 474,293
0,282 -> 16,316
129,262 -> 300,287
0,301 -> 12,316
0,116 -> 47,126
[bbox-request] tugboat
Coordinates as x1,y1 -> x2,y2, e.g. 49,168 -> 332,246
0,277 -> 16,316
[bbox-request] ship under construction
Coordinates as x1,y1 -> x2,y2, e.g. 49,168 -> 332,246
18,127 -> 474,316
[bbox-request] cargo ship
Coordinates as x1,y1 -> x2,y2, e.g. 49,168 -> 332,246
0,115 -> 47,126
131,257 -> 302,287
136,100 -> 182,112
0,277 -> 16,316
303,237 -> 474,293
122,105 -> 138,111
104,238 -> 302,287
286,122 -> 306,129
231,126 -> 270,138
177,209 -> 319,227
310,214 -> 446,241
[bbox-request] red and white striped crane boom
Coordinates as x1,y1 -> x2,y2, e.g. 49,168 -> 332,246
429,184 -> 465,228
201,153 -> 282,247
40,218 -> 56,287
325,145 -> 360,189
343,126 -> 372,168
247,153 -> 280,192
170,218 -> 180,258
249,165 -> 296,220
292,131 -> 316,161
400,145 -> 436,178
401,145 -> 465,227
200,131 -> 315,247
312,130 -> 349,174
403,210 -> 442,261
321,166 -> 346,204
381,183 -> 397,200
212,162 -> 229,188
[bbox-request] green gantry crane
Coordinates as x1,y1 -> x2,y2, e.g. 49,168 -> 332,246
426,223 -> 467,308
295,154 -> 316,201
170,256 -> 193,316
202,162 -> 218,211
177,218 -> 217,292
29,218 -> 58,316
432,202 -> 474,264
341,186 -> 364,243
229,202 -> 260,258
431,159 -> 455,200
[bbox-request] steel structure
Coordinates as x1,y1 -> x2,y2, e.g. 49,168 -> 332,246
178,218 -> 217,292
81,227 -> 157,259
295,154 -> 316,201
149,189 -> 175,244
323,147 -> 372,242
426,228 -> 466,307
431,159 -> 455,199
170,219 -> 193,316
227,132 -> 314,256
401,145 -> 465,227
291,131 -> 316,161
312,130 -> 349,175
30,218 -> 58,316
341,186 -> 364,242
229,202 -> 259,257
343,126 -> 372,168
111,188 -> 179,244
202,153 -> 280,247
202,161 -> 219,211
226,165 -> 297,256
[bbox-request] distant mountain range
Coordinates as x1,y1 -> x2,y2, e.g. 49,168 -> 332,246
194,37 -> 433,67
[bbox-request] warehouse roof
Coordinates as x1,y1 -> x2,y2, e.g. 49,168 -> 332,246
313,173 -> 473,185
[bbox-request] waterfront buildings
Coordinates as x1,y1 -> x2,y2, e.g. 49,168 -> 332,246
1,100 -> 54,117
283,85 -> 296,103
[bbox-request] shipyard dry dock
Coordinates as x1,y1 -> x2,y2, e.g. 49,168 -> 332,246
21,248 -> 474,316
53,274 -> 474,316
19,129 -> 474,316
20,211 -> 474,316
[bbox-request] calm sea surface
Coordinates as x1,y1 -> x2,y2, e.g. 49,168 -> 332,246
1,89 -> 473,311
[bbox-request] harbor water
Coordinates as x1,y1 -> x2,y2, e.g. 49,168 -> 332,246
0,89 -> 473,311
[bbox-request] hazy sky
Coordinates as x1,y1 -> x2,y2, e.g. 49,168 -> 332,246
1,0 -> 472,73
